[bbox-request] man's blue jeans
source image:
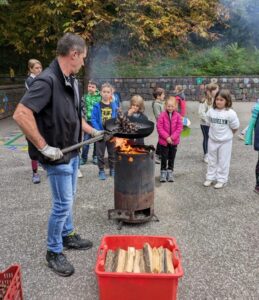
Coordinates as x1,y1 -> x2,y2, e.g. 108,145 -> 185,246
43,156 -> 78,253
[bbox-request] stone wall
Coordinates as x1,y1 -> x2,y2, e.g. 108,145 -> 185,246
0,85 -> 25,120
106,76 -> 259,102
1,76 -> 259,119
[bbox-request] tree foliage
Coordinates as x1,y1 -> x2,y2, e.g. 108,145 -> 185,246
0,0 -> 228,60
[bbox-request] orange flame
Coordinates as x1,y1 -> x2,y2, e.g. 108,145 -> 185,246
111,138 -> 147,154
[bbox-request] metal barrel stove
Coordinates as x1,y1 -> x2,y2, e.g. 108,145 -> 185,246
108,145 -> 155,227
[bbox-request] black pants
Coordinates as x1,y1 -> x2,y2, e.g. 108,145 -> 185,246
96,140 -> 115,170
200,124 -> 209,155
160,144 -> 177,171
155,142 -> 161,156
256,152 -> 259,187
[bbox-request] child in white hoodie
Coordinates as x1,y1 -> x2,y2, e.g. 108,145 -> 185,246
203,89 -> 239,189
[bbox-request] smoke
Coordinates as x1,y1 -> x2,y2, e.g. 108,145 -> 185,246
219,0 -> 259,47
89,45 -> 119,80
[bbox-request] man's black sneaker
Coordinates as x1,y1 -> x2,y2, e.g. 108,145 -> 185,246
63,233 -> 93,250
46,251 -> 74,277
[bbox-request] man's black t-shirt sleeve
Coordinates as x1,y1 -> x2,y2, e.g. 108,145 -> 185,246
20,80 -> 52,113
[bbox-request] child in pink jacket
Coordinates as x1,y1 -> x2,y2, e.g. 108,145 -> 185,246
157,96 -> 183,182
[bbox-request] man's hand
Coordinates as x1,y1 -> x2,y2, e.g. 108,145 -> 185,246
91,129 -> 104,137
39,145 -> 63,161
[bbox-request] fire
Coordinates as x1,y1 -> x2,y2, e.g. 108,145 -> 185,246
111,138 -> 147,154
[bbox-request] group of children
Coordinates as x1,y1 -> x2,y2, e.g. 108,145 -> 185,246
24,61 -> 259,192
153,84 -> 241,189
82,82 -> 187,183
80,81 -> 149,180
200,86 -> 259,193
48,75 -> 243,189
152,86 -> 186,182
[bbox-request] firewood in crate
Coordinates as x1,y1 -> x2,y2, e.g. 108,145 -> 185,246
158,246 -> 165,273
164,248 -> 175,274
125,247 -> 136,273
152,247 -> 161,274
114,248 -> 127,272
133,249 -> 144,273
143,243 -> 153,273
104,249 -> 115,272
139,249 -> 145,273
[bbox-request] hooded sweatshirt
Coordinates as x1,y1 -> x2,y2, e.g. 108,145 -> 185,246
152,100 -> 164,120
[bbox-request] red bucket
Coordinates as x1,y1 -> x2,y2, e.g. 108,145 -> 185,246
95,235 -> 184,300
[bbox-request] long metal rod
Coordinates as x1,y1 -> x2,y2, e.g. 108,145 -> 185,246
61,134 -> 104,154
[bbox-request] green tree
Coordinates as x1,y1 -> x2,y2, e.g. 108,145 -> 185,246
0,0 -> 228,78
0,0 -> 228,54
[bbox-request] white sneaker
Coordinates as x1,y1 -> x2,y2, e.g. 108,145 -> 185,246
238,134 -> 245,141
214,182 -> 226,189
77,169 -> 83,178
203,154 -> 208,163
203,180 -> 213,187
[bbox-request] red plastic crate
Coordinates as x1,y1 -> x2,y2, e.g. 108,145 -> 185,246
95,235 -> 184,300
0,265 -> 23,300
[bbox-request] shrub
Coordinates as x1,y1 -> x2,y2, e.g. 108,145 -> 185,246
91,44 -> 259,77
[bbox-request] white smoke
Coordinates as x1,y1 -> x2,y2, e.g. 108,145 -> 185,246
220,0 -> 259,46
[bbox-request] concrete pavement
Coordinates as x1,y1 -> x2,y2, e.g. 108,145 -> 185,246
0,101 -> 258,300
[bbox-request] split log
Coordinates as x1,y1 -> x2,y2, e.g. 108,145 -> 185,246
133,249 -> 145,273
139,249 -> 145,273
143,243 -> 153,273
104,250 -> 115,272
158,246 -> 165,273
125,247 -> 136,273
113,248 -> 127,272
164,248 -> 175,274
152,247 -> 160,273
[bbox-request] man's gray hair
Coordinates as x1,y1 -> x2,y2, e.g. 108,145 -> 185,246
57,33 -> 86,56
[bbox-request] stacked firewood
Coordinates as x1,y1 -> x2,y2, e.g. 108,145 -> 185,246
114,111 -> 139,133
104,243 -> 175,274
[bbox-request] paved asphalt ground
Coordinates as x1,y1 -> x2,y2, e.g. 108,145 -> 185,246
0,101 -> 258,300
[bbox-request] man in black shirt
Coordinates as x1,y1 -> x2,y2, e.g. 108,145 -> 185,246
13,33 -> 102,277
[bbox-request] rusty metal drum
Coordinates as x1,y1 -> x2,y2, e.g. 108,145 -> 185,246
109,147 -> 155,223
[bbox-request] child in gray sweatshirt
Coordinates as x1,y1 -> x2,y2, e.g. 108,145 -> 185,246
152,87 -> 165,163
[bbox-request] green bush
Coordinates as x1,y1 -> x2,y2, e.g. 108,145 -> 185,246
91,44 -> 259,77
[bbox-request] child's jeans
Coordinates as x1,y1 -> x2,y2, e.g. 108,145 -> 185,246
200,124 -> 209,155
160,144 -> 177,171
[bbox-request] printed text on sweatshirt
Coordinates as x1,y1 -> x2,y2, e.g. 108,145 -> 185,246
206,108 -> 240,142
